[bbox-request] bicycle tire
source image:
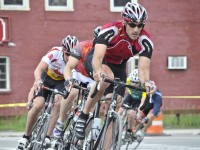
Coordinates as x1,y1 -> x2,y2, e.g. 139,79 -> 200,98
32,113 -> 51,150
27,116 -> 42,150
98,111 -> 122,150
63,114 -> 76,150
83,116 -> 95,150
125,123 -> 144,150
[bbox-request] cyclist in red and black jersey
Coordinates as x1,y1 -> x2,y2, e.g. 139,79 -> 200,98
75,2 -> 156,141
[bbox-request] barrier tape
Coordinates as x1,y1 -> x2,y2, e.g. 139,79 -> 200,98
0,103 -> 26,108
163,96 -> 200,99
0,96 -> 200,108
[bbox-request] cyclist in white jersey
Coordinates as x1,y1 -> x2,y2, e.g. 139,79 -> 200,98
16,35 -> 78,150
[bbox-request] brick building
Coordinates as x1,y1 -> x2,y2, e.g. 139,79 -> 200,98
0,0 -> 200,116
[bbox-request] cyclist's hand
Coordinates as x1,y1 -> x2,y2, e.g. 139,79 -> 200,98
144,81 -> 157,94
33,79 -> 42,93
64,78 -> 76,90
93,71 -> 105,82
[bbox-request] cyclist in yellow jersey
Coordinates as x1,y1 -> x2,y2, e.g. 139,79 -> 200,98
118,69 -> 147,141
120,69 -> 160,141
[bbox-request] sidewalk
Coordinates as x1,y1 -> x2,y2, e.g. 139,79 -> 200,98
163,129 -> 200,135
0,129 -> 200,137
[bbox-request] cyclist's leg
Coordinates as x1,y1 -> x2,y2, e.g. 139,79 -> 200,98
53,81 -> 79,139
46,94 -> 62,139
25,96 -> 45,136
27,84 -> 35,103
17,96 -> 45,149
75,56 -> 112,139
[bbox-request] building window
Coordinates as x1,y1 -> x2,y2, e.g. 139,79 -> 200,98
0,57 -> 10,92
45,0 -> 74,11
0,0 -> 30,11
168,56 -> 187,70
127,56 -> 139,75
110,0 -> 137,12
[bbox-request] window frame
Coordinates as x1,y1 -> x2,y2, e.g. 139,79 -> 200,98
0,56 -> 10,92
110,0 -> 138,12
45,0 -> 74,11
127,55 -> 139,75
0,0 -> 30,11
167,56 -> 187,70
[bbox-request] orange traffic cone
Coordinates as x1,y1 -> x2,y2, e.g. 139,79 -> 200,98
146,113 -> 163,135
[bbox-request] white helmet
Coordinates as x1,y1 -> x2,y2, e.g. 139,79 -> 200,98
122,2 -> 148,24
61,35 -> 79,53
129,69 -> 139,83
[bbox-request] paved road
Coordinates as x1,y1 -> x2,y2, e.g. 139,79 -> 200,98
1,134 -> 200,150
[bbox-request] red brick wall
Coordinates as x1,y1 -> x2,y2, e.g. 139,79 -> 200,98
0,0 -> 200,116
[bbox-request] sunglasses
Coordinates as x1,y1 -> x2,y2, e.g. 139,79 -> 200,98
132,81 -> 140,84
127,23 -> 144,28
65,52 -> 71,56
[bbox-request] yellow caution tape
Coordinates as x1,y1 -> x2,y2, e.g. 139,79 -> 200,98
163,96 -> 200,99
0,96 -> 200,108
0,103 -> 26,108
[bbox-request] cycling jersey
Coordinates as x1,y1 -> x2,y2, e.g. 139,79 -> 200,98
70,40 -> 93,77
41,47 -> 66,80
126,77 -> 146,100
96,20 -> 154,64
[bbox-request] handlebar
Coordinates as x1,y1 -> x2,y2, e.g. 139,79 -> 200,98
64,79 -> 89,99
42,85 -> 67,97
90,74 -> 146,98
103,76 -> 146,92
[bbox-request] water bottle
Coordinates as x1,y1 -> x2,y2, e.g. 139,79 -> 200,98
92,118 -> 102,140
73,111 -> 79,122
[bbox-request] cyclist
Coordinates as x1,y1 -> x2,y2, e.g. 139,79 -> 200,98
118,69 -> 147,140
75,2 -> 156,144
16,35 -> 78,150
138,89 -> 162,134
119,69 -> 157,141
53,26 -> 102,139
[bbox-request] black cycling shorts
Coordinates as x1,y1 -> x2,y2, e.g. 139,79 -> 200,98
85,48 -> 127,97
36,72 -> 65,100
122,94 -> 141,110
139,96 -> 154,116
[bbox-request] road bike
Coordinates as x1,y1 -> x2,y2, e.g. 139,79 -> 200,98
26,84 -> 66,150
83,75 -> 146,150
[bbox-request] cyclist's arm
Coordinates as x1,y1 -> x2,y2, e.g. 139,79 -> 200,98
64,56 -> 79,80
92,43 -> 107,81
138,56 -> 150,85
34,61 -> 48,83
139,92 -> 147,108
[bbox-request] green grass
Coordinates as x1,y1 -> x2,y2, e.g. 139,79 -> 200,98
0,115 -> 26,131
0,113 -> 200,131
163,113 -> 200,129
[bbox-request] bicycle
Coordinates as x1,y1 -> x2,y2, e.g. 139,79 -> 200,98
83,97 -> 110,150
121,95 -> 151,150
53,81 -> 90,150
83,75 -> 146,150
26,84 -> 67,150
122,115 -> 148,150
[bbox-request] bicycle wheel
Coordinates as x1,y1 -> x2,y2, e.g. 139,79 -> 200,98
27,116 -> 42,150
125,123 -> 144,150
99,111 -> 122,150
83,116 -> 95,150
62,115 -> 76,150
32,113 -> 51,150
